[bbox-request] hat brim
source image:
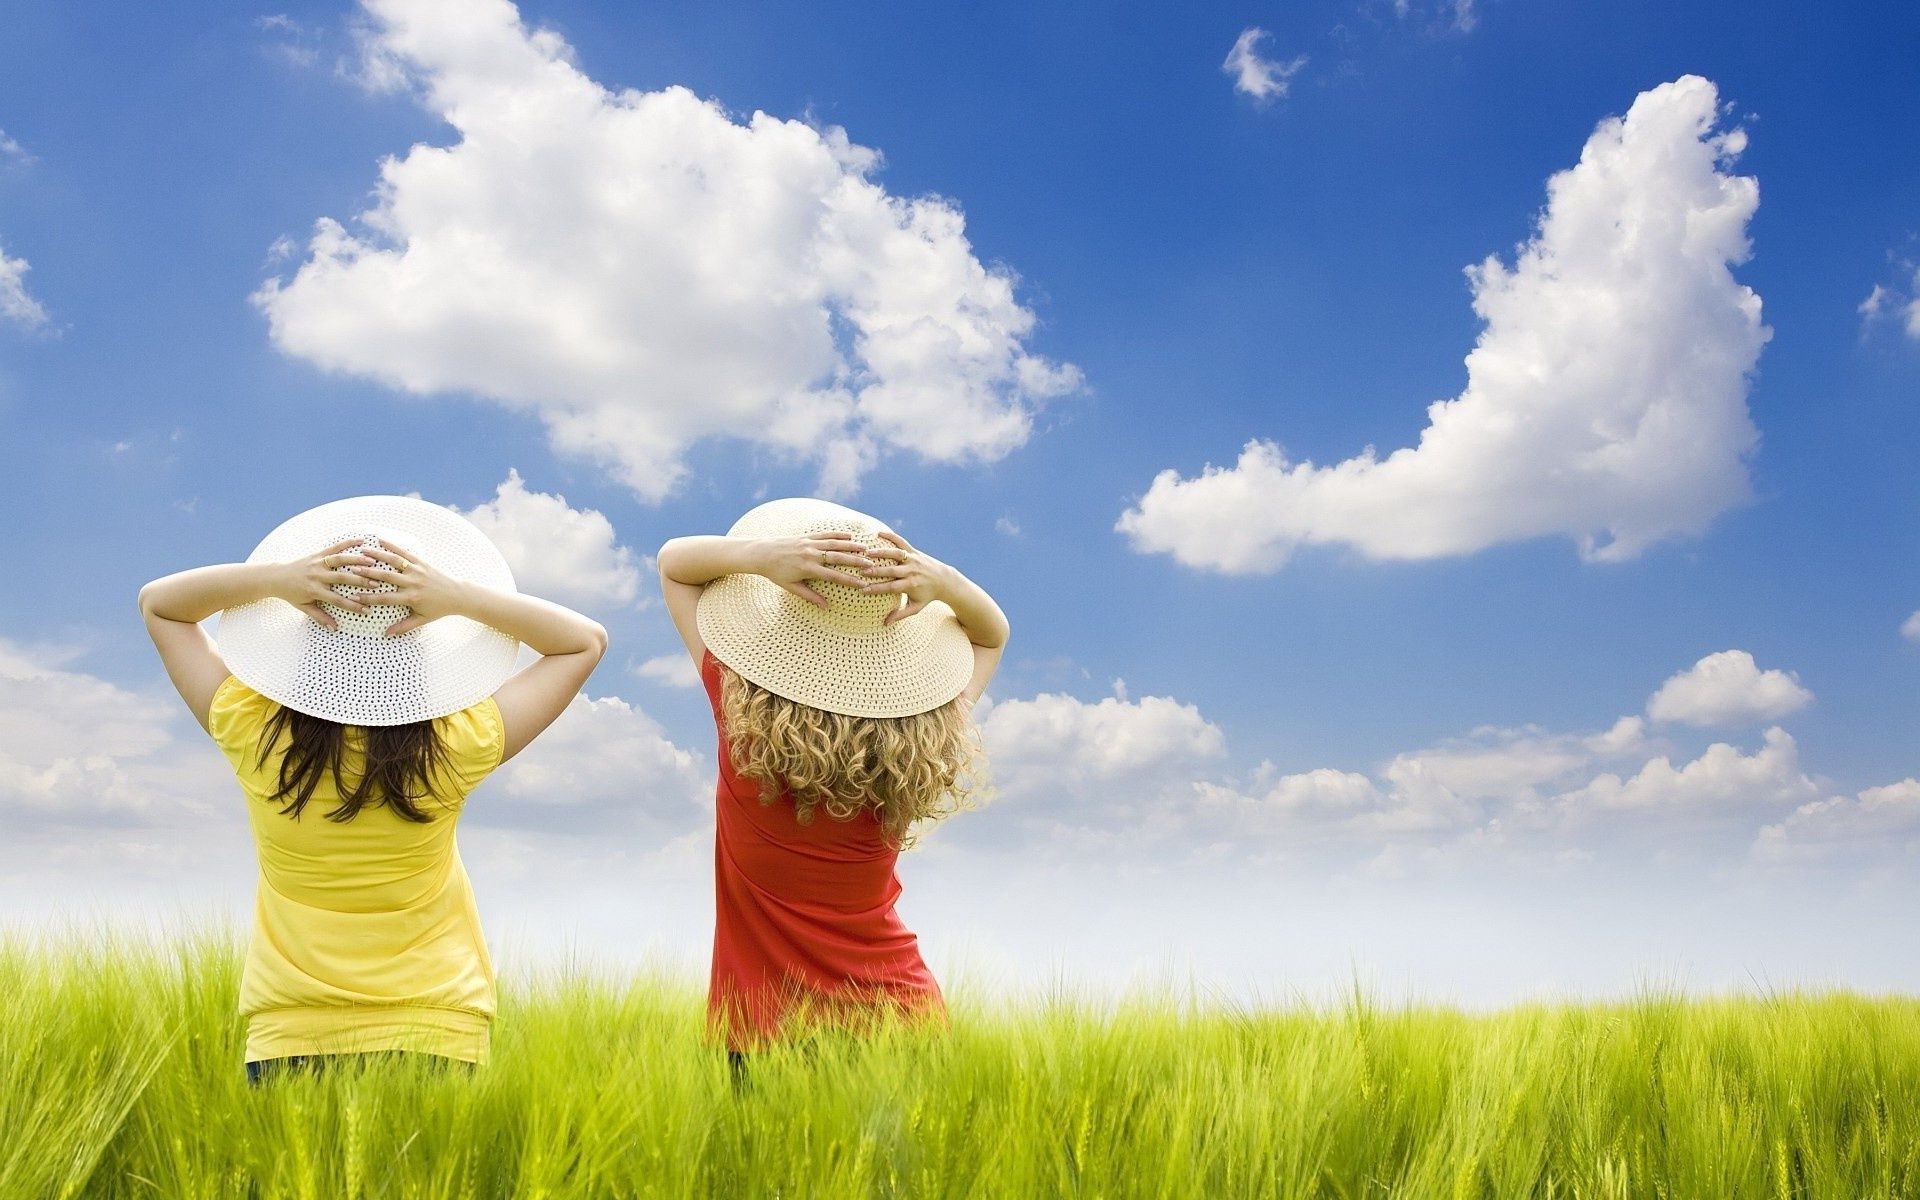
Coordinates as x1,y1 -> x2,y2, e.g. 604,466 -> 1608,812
697,573 -> 974,719
216,495 -> 520,726
691,497 -> 974,719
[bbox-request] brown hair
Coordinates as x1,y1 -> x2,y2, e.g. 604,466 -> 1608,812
257,705 -> 450,823
717,662 -> 987,848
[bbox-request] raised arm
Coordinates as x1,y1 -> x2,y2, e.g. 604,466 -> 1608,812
656,533 -> 874,664
138,540 -> 381,729
350,544 -> 607,762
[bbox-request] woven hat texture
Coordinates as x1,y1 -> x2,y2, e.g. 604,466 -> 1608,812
696,498 -> 974,718
217,495 -> 520,726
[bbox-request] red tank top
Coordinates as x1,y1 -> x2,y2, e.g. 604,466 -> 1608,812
701,649 -> 945,1049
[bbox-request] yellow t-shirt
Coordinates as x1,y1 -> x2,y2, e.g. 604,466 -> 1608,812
207,675 -> 505,1064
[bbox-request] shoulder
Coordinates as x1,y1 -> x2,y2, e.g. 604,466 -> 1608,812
436,694 -> 507,780
206,675 -> 275,757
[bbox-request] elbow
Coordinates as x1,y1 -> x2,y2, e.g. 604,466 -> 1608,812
655,538 -> 685,583
972,623 -> 1010,652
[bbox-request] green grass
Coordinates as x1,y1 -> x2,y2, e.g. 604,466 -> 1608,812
4,932 -> 1919,1198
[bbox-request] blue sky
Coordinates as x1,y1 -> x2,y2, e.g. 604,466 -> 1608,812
1,0 -> 1917,1002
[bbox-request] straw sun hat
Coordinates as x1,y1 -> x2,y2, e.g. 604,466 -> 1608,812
217,495 -> 520,726
696,498 -> 975,719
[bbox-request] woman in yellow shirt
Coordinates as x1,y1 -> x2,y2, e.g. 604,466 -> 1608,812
138,496 -> 607,1081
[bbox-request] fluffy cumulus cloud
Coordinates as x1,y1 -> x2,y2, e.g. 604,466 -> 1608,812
0,639 -> 221,824
1187,719 -> 1839,878
1003,649 -> 1916,878
1222,28 -> 1307,103
1553,726 -> 1818,819
0,640 -> 247,907
1119,75 -> 1768,572
634,653 -> 700,689
1902,611 -> 1920,643
457,470 -> 641,612
1190,716 -> 1653,850
978,686 -> 1226,804
1645,650 -> 1812,728
255,0 -> 1080,500
1753,780 -> 1920,866
479,691 -> 708,835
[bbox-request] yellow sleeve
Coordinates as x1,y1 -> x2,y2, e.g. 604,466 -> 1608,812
206,675 -> 277,770
434,695 -> 506,798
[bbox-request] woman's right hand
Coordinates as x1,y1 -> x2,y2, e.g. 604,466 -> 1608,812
750,533 -> 875,609
272,538 -> 380,629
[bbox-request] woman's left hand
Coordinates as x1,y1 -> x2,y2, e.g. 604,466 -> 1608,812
346,541 -> 472,636
858,531 -> 953,625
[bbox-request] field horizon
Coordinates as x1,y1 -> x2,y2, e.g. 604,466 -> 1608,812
6,931 -> 1918,1198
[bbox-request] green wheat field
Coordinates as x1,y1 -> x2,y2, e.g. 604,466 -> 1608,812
6,933 -> 1919,1199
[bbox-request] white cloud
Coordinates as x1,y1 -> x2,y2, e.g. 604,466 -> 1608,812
979,686 -> 1226,801
1552,727 -> 1818,818
1858,284 -> 1891,321
0,640 -> 221,823
634,653 -> 700,689
957,652 -> 1898,879
457,470 -> 641,612
0,128 -> 31,165
1193,716 -> 1652,846
956,649 -> 1860,874
994,516 -> 1021,537
1388,0 -> 1479,34
255,12 -> 322,68
1858,262 -> 1920,341
1185,717 -> 1835,877
1260,767 -> 1382,812
478,691 -> 708,833
0,241 -> 50,331
1119,75 -> 1767,572
1222,29 -> 1307,103
339,12 -> 412,93
1645,650 -> 1812,728
1386,716 -> 1649,801
256,0 -> 1080,500
1903,611 -> 1920,642
1753,780 -> 1920,865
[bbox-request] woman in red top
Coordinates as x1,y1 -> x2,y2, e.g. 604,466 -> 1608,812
658,498 -> 1007,1070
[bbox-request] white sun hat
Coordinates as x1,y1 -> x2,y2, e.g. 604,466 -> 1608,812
696,498 -> 975,719
216,495 -> 520,726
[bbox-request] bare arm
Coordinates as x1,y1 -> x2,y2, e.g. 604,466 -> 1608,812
656,533 -> 873,664
352,545 -> 608,762
138,540 -> 381,729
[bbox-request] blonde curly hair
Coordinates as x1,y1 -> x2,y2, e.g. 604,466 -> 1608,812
717,661 -> 988,848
